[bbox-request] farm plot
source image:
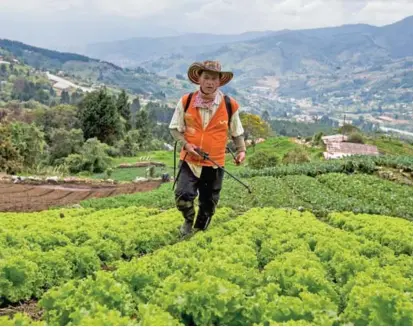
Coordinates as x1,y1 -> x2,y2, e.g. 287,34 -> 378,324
1,207 -> 412,326
0,180 -> 162,212
81,173 -> 413,221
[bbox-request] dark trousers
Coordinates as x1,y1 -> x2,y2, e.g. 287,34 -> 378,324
175,161 -> 224,230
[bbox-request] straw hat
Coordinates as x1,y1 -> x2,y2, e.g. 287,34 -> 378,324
187,60 -> 233,86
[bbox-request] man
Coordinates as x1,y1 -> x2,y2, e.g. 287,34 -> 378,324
169,60 -> 247,236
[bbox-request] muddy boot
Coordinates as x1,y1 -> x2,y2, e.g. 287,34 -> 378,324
176,198 -> 196,237
193,211 -> 212,231
179,220 -> 193,237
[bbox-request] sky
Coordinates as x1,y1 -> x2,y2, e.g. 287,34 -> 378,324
1,0 -> 413,51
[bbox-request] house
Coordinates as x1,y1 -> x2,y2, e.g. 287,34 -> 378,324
53,81 -> 71,91
323,142 -> 379,160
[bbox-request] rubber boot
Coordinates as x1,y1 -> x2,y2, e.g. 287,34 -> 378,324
179,219 -> 193,236
193,211 -> 211,231
176,198 -> 195,237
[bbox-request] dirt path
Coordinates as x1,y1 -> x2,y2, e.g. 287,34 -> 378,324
0,180 -> 162,212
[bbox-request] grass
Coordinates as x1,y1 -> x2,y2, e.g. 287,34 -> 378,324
89,137 -> 324,181
80,172 -> 413,221
92,151 -> 177,181
93,167 -> 154,181
111,151 -> 176,167
367,136 -> 413,156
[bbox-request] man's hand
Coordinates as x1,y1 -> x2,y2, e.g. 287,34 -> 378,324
184,143 -> 201,158
235,151 -> 246,165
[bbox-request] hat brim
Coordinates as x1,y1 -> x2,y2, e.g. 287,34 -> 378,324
187,63 -> 233,87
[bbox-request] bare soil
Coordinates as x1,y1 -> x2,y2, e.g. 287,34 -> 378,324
0,180 -> 163,212
0,300 -> 43,321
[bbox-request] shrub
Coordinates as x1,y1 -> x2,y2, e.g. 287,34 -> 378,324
65,138 -> 113,173
348,133 -> 365,144
312,132 -> 324,146
0,123 -> 23,174
8,122 -> 46,168
48,128 -> 84,164
339,124 -> 361,135
282,148 -> 311,165
248,151 -> 279,169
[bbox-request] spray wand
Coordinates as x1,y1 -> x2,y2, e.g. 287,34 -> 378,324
173,142 -> 252,194
194,148 -> 252,193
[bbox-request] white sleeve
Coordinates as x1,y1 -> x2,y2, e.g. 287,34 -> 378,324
230,110 -> 244,137
169,97 -> 185,133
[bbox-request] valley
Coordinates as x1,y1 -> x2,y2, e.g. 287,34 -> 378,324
77,16 -> 413,135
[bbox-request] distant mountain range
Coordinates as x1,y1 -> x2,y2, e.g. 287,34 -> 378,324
1,15 -> 413,119
0,39 -> 191,99
83,31 -> 277,67
80,15 -> 413,97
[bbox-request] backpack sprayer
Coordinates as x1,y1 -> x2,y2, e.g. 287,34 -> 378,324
172,142 -> 252,194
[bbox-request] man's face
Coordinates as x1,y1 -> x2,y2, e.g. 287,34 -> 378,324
199,71 -> 220,94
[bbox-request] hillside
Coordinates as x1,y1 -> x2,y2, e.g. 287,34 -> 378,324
0,39 -> 191,99
83,16 -> 413,79
140,16 -> 413,95
83,31 -> 278,67
80,16 -> 413,129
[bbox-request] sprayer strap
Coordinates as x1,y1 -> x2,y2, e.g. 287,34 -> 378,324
184,92 -> 194,113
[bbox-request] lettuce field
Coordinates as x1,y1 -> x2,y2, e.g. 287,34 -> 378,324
1,169 -> 413,325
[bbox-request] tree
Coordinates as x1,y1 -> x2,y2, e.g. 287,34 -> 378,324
9,122 -> 46,168
77,88 -> 123,146
48,128 -> 84,164
145,101 -> 174,124
71,89 -> 84,105
130,96 -> 141,128
0,123 -> 23,174
115,129 -> 141,156
65,138 -> 113,174
261,110 -> 271,123
35,104 -> 80,143
0,64 -> 7,76
61,90 -> 70,104
135,109 -> 152,148
240,112 -> 272,141
131,97 -> 141,112
152,123 -> 173,144
116,90 -> 131,131
282,148 -> 311,165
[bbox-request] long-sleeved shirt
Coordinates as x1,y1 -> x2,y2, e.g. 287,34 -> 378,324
169,90 -> 246,178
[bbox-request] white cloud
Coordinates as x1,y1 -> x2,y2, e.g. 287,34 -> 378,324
0,0 -> 85,13
95,0 -> 174,18
0,0 -> 413,48
1,0 -> 412,26
352,0 -> 413,25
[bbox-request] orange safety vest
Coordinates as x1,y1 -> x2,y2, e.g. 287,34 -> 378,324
180,91 -> 239,167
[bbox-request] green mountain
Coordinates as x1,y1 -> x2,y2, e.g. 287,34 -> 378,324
104,16 -> 412,126
81,16 -> 413,95
141,16 -> 413,79
83,31 -> 277,67
2,16 -> 413,134
0,39 -> 191,99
